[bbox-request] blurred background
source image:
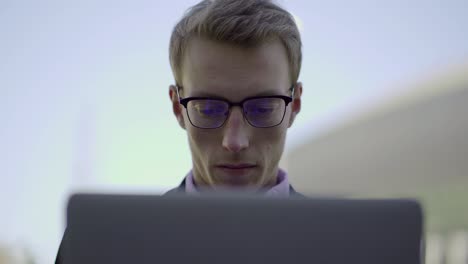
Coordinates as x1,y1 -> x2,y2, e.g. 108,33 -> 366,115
1,0 -> 467,263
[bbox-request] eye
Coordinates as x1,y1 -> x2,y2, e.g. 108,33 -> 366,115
194,101 -> 227,117
201,107 -> 222,115
245,100 -> 279,115
252,106 -> 274,114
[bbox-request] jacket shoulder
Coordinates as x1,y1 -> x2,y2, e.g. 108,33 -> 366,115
163,178 -> 186,196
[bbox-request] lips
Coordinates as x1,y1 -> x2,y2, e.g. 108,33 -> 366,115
215,164 -> 257,179
214,163 -> 257,185
216,164 -> 257,169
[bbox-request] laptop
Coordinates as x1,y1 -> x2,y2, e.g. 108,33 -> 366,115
64,193 -> 424,264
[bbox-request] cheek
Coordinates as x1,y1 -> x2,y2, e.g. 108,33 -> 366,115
283,107 -> 293,125
254,126 -> 287,156
187,127 -> 218,156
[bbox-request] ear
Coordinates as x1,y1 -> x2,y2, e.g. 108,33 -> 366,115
288,82 -> 303,128
169,85 -> 186,130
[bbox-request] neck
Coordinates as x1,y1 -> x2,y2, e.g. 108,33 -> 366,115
191,168 -> 279,190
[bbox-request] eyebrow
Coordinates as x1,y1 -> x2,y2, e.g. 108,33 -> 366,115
189,90 -> 284,99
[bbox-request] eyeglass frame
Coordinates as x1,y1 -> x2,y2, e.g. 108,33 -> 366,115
176,84 -> 296,129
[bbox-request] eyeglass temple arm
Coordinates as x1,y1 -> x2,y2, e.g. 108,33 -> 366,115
175,85 -> 183,100
290,84 -> 296,98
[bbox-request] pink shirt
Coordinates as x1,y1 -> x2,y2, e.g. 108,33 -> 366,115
184,168 -> 290,197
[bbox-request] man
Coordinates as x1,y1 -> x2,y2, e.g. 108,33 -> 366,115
55,0 -> 303,262
165,0 -> 303,196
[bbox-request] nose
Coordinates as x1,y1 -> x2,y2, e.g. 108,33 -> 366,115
222,107 -> 249,153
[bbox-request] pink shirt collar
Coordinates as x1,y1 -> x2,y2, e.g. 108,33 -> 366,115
184,168 -> 290,197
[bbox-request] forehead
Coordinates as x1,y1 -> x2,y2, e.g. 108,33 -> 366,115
181,37 -> 291,99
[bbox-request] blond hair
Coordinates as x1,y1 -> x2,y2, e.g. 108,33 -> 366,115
169,0 -> 302,86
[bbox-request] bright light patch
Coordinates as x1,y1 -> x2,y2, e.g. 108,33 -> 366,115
292,13 -> 304,34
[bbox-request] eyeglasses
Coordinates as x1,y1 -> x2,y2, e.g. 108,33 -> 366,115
176,85 -> 295,129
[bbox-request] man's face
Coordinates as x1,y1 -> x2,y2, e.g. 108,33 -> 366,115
170,37 -> 302,190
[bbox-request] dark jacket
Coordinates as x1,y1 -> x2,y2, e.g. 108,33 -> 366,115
55,179 -> 304,263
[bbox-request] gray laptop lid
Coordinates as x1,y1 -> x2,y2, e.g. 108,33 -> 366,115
65,194 -> 423,264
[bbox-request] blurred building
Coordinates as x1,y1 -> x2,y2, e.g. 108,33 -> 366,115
284,63 -> 468,263
0,243 -> 34,264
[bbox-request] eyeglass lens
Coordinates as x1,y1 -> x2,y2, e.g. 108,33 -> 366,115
186,98 -> 286,128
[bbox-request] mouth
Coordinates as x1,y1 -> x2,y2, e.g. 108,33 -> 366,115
215,163 -> 258,179
217,164 -> 257,169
